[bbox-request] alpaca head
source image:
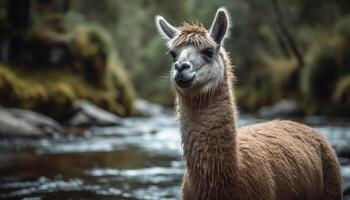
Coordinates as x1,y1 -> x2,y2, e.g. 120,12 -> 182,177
155,8 -> 231,95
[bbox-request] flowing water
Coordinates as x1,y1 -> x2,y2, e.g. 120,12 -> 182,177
0,112 -> 349,200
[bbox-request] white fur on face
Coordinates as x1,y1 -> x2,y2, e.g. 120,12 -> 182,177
170,45 -> 225,94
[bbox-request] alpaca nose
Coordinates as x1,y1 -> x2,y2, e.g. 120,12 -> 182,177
174,62 -> 195,88
175,63 -> 191,72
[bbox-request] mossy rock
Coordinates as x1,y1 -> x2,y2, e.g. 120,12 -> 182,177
0,15 -> 134,120
20,22 -> 114,86
0,59 -> 133,121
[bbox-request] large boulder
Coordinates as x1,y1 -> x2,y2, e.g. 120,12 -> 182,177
258,99 -> 304,118
0,22 -> 134,120
134,99 -> 169,117
0,106 -> 61,137
68,100 -> 124,127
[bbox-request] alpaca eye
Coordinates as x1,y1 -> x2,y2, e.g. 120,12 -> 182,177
201,48 -> 214,59
168,50 -> 177,61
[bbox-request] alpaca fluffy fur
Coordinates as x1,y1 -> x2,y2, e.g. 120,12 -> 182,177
177,48 -> 343,200
157,8 -> 343,200
168,23 -> 217,48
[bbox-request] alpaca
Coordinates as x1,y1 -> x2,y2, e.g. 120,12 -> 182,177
155,7 -> 343,200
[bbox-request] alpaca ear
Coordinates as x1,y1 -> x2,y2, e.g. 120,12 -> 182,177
209,7 -> 231,45
155,15 -> 179,40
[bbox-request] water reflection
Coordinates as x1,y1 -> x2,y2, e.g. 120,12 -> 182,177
0,113 -> 349,199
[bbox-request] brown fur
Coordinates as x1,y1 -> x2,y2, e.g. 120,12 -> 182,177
172,25 -> 343,200
169,23 -> 217,48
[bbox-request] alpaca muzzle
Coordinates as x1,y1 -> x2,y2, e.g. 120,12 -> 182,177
174,69 -> 196,88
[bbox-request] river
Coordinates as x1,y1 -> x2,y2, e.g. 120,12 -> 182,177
0,112 -> 349,200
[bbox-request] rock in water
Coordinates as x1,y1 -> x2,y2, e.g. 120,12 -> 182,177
69,100 -> 124,127
0,107 -> 61,137
134,99 -> 168,117
258,99 -> 304,118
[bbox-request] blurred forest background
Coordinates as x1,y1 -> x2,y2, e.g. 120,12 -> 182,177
0,0 -> 350,119
75,0 -> 350,117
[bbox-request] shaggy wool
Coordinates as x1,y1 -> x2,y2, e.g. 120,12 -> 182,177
172,25 -> 343,200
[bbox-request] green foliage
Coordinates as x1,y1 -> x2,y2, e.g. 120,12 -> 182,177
335,15 -> 350,38
3,0 -> 348,115
236,57 -> 299,111
298,32 -> 349,115
334,75 -> 350,106
302,38 -> 341,100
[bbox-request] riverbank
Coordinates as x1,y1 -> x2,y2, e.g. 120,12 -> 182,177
0,105 -> 349,199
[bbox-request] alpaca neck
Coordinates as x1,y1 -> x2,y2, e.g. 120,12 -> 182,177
176,68 -> 238,192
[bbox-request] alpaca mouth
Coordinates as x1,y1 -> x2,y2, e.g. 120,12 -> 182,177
175,74 -> 195,88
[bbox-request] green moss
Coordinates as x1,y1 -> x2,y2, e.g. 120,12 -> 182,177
0,12 -> 134,120
0,64 -> 134,121
103,53 -> 135,115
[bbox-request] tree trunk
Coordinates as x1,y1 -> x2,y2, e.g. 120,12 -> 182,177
271,0 -> 304,68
